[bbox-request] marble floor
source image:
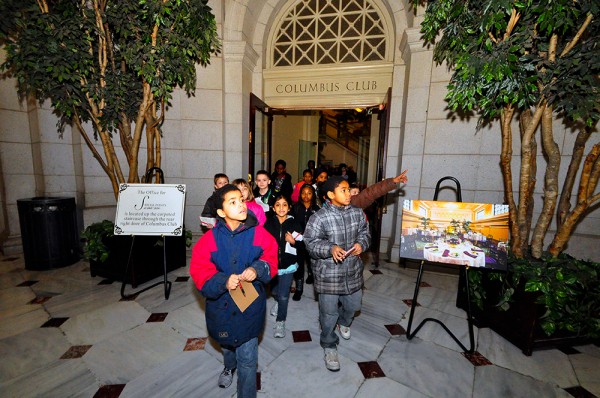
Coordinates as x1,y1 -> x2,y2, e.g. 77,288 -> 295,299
1,252 -> 598,398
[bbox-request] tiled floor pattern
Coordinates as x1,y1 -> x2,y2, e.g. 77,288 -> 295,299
0,253 -> 598,397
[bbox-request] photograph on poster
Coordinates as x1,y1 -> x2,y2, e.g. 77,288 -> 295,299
400,200 -> 509,271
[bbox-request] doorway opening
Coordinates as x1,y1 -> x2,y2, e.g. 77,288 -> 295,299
256,107 -> 383,188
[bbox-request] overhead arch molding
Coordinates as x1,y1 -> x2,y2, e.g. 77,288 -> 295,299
263,0 -> 395,109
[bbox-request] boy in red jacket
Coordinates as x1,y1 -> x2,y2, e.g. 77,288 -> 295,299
190,184 -> 278,398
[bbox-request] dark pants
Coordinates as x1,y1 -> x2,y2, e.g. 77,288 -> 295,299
293,247 -> 312,286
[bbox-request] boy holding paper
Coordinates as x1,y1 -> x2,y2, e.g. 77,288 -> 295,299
190,184 -> 277,398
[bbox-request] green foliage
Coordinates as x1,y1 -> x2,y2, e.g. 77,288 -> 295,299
461,220 -> 471,233
0,0 -> 220,164
81,219 -> 192,263
185,228 -> 193,248
412,0 -> 600,127
468,252 -> 600,338
81,220 -> 115,263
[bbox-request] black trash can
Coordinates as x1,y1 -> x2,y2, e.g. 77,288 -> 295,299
17,197 -> 81,270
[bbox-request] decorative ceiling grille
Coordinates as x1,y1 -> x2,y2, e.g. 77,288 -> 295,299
272,0 -> 387,67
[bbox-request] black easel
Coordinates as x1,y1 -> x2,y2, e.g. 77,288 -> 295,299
405,176 -> 474,353
120,167 -> 172,300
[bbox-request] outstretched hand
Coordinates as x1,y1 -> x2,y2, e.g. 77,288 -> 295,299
393,169 -> 408,184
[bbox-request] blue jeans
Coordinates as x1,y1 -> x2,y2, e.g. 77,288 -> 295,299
222,337 -> 258,398
318,289 -> 363,349
271,273 -> 294,322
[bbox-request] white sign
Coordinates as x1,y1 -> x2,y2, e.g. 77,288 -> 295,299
114,183 -> 186,236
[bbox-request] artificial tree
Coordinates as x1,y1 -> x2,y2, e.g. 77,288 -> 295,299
412,0 -> 599,259
0,0 -> 221,199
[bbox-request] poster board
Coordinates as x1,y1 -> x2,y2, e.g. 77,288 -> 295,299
400,199 -> 509,271
114,183 -> 186,236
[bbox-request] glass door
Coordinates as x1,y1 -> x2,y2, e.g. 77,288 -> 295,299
249,93 -> 272,183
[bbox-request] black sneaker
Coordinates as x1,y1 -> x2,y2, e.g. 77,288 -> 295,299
292,290 -> 302,301
305,275 -> 314,285
218,368 -> 235,388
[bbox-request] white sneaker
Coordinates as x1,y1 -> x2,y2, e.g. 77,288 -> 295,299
274,321 -> 285,338
270,301 -> 278,317
338,324 -> 351,340
324,348 -> 340,372
218,367 -> 235,388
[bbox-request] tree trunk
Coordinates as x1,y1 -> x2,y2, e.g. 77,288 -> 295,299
531,104 -> 560,258
499,106 -> 523,257
512,104 -> 545,257
518,109 -> 537,248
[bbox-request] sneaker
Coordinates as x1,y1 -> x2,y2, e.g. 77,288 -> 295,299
274,321 -> 286,338
292,290 -> 302,301
305,274 -> 314,285
323,348 -> 340,372
218,368 -> 235,388
270,301 -> 278,317
338,324 -> 351,340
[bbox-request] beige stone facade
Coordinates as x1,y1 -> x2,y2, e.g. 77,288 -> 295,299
0,0 -> 598,261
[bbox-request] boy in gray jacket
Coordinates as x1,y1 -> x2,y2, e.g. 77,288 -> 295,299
303,176 -> 371,371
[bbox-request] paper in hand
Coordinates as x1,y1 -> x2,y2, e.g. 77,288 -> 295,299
229,280 -> 259,312
200,216 -> 216,228
285,242 -> 297,255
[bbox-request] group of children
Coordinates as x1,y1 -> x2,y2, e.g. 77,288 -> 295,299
190,163 -> 408,397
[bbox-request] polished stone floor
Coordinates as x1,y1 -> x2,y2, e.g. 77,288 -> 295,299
0,252 -> 598,398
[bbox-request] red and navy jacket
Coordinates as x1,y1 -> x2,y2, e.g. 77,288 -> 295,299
190,212 -> 278,347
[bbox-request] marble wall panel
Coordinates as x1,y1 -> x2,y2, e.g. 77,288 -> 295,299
180,89 -> 222,121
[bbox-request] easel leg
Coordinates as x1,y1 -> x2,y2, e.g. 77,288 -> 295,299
121,235 -> 172,300
406,261 -> 425,338
405,261 -> 474,353
463,267 -> 475,352
163,236 -> 172,299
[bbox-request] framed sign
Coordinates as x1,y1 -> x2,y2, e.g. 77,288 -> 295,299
400,199 -> 509,271
114,184 -> 186,236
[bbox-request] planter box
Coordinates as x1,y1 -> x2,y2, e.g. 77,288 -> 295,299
90,233 -> 186,288
456,269 -> 592,355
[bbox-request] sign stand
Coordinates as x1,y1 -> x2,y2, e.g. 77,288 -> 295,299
406,260 -> 475,353
120,235 -> 172,300
404,176 -> 475,353
114,169 -> 186,300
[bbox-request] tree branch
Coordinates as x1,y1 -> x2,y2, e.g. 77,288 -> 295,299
557,127 -> 592,226
586,144 -> 600,198
577,143 -> 600,203
503,9 -> 521,41
36,0 -> 48,13
561,13 -> 593,57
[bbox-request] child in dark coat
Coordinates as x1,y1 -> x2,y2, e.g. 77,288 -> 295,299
264,194 -> 304,338
190,184 -> 278,398
291,183 -> 321,298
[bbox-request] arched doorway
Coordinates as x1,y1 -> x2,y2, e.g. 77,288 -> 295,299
248,0 -> 397,264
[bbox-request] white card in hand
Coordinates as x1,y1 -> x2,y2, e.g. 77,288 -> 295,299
285,242 -> 297,255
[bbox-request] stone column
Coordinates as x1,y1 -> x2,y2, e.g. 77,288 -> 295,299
389,27 -> 434,263
222,40 -> 259,180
